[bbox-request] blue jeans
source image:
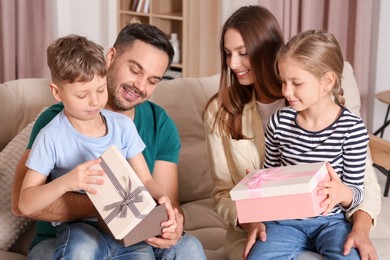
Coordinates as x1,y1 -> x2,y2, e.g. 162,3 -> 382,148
28,221 -> 206,260
247,213 -> 360,260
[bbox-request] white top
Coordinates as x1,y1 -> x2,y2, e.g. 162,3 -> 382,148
256,98 -> 285,131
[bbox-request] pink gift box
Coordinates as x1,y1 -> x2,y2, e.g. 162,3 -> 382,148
230,162 -> 330,223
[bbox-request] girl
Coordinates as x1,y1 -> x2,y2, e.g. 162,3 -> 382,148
250,29 -> 368,259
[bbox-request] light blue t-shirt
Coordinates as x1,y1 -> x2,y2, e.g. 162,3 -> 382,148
26,109 -> 145,179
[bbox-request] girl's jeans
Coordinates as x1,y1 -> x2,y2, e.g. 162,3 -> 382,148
247,213 -> 360,260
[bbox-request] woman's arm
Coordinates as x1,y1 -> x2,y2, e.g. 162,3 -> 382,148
344,210 -> 379,259
343,157 -> 381,259
345,157 -> 381,223
203,101 -> 263,228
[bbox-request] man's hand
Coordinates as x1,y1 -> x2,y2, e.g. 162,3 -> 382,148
145,208 -> 184,249
242,222 -> 266,259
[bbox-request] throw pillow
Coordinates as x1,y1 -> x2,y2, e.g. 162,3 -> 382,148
0,113 -> 42,250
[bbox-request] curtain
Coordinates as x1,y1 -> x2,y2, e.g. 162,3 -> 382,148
258,0 -> 374,122
0,0 -> 53,82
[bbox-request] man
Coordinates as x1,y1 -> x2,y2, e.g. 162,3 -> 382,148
12,23 -> 206,259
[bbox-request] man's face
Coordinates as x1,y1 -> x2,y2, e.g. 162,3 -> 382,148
106,40 -> 169,112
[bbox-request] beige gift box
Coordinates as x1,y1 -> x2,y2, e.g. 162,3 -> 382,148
88,146 -> 167,246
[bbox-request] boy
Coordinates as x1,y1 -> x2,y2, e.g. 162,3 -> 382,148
18,34 -> 176,259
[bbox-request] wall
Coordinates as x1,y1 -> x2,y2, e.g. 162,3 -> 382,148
54,0 -> 117,52
370,0 -> 390,140
55,0 -> 390,139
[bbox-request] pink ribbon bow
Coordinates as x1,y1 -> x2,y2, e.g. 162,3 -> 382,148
245,167 -> 315,188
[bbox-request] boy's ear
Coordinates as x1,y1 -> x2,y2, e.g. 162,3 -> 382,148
49,83 -> 62,102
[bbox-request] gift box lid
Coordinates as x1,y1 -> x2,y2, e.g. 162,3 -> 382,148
230,162 -> 328,200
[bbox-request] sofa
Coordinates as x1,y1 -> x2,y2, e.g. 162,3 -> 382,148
0,63 -> 389,260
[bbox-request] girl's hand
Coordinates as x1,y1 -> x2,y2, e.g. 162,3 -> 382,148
241,222 -> 267,259
58,158 -> 104,194
157,196 -> 177,234
318,162 -> 353,215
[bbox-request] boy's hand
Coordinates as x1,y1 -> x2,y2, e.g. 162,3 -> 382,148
58,158 -> 104,194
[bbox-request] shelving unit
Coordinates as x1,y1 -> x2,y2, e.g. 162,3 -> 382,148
117,0 -> 221,77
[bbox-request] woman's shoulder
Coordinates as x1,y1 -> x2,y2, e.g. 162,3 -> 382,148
203,97 -> 219,120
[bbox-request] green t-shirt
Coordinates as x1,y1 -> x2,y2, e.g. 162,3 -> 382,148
28,102 -> 180,248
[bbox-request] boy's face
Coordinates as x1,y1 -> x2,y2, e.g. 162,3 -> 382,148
105,40 -> 169,113
51,75 -> 108,121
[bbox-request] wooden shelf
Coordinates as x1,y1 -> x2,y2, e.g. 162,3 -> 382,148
117,0 -> 221,77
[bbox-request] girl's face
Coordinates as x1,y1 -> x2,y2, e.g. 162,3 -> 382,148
278,57 -> 330,111
224,28 -> 254,86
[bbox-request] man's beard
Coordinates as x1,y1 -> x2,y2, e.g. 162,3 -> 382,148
107,77 -> 149,112
107,84 -> 136,111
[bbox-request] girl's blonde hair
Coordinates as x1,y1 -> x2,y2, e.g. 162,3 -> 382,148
275,29 -> 345,106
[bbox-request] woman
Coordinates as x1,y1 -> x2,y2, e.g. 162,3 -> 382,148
203,5 -> 381,260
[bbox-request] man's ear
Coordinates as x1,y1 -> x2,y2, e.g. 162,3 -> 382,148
106,47 -> 117,67
49,83 -> 62,102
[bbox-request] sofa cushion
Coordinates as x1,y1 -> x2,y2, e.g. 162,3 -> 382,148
151,75 -> 219,203
182,198 -> 227,257
0,119 -> 35,250
0,78 -> 54,151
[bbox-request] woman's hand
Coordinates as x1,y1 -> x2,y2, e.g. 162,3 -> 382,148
241,222 -> 267,259
344,227 -> 378,260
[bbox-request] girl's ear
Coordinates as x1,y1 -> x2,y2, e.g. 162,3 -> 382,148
323,71 -> 336,92
49,83 -> 62,102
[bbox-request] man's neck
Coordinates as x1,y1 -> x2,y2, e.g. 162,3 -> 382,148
105,103 -> 135,120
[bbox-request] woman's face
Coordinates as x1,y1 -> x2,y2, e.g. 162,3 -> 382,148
224,28 -> 254,86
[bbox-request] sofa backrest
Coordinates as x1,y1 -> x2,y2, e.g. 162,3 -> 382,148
150,74 -> 220,203
0,61 -> 360,204
0,78 -> 55,151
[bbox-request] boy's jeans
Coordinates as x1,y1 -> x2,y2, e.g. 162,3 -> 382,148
248,213 -> 360,260
28,221 -> 206,260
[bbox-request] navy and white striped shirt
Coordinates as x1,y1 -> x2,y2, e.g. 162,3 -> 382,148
264,106 -> 369,215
